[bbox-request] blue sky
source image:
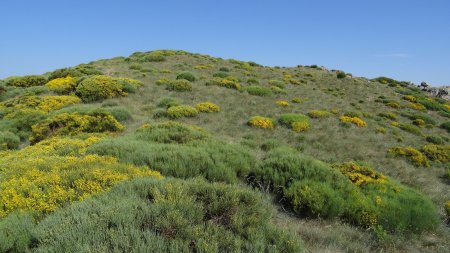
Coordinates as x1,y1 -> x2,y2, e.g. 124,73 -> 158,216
1,0 -> 449,85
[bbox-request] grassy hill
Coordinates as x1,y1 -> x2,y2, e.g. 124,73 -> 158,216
0,50 -> 449,252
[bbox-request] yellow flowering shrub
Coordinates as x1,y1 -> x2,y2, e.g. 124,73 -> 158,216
339,116 -> 367,127
376,127 -> 386,134
276,100 -> 289,107
194,64 -> 213,69
1,95 -> 81,113
195,102 -> 220,113
403,95 -> 417,102
38,96 -> 81,112
405,102 -> 426,111
30,112 -> 124,143
291,97 -> 302,103
333,162 -> 386,186
46,76 -> 77,94
308,110 -> 331,118
291,121 -> 309,132
0,136 -> 161,218
413,118 -> 426,127
422,144 -> 450,163
282,73 -> 300,85
248,116 -> 275,129
167,105 -> 199,118
155,78 -> 171,85
207,76 -> 241,90
388,146 -> 429,167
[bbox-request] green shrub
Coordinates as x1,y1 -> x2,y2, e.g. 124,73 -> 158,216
0,131 -> 20,150
268,80 -> 286,88
176,71 -> 196,82
388,146 -> 429,167
270,86 -> 287,94
212,72 -> 229,78
336,71 -> 346,79
441,121 -> 450,133
75,75 -> 126,102
88,122 -> 256,183
244,85 -> 272,96
278,113 -> 310,132
307,110 -> 331,118
158,97 -> 179,108
219,67 -> 230,72
167,105 -> 198,118
247,78 -> 259,84
104,106 -> 132,122
165,80 -> 193,92
426,135 -> 445,145
398,123 -> 423,136
30,111 -> 124,143
417,97 -> 447,111
403,112 -> 436,125
6,75 -> 47,87
11,178 -> 302,252
48,64 -> 103,80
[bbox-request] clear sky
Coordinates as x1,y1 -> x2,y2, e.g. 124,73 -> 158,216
1,0 -> 449,85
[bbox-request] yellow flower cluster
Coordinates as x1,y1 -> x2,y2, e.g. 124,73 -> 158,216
0,95 -> 81,113
167,105 -> 199,118
291,121 -> 309,132
388,146 -> 429,167
422,144 -> 450,163
38,96 -> 81,112
339,116 -> 367,127
46,76 -> 77,94
282,73 -> 300,85
248,116 -> 275,129
334,162 -> 386,186
361,211 -> 378,227
376,127 -> 386,134
30,112 -> 124,143
276,100 -> 290,107
0,136 -> 162,218
194,64 -> 214,69
195,102 -> 220,113
308,110 -> 331,118
402,95 -> 417,102
291,97 -> 302,103
207,76 -> 241,90
405,102 -> 426,111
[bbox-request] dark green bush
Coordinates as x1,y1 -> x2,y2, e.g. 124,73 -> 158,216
157,97 -> 179,108
0,131 -> 20,150
165,80 -> 193,92
336,71 -> 346,79
268,80 -> 286,88
219,67 -> 230,72
7,178 -> 302,252
176,72 -> 196,82
441,121 -> 450,133
6,75 -> 47,87
426,135 -> 445,145
247,78 -> 259,84
244,85 -> 272,96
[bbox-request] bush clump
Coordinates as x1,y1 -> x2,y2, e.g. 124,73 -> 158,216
75,75 -> 126,102
279,113 -> 310,132
165,80 -> 193,92
244,85 -> 272,96
441,121 -> 450,133
6,177 -> 301,252
308,110 -> 331,118
206,76 -> 241,90
176,71 -> 196,82
46,76 -> 78,94
6,75 -> 47,87
275,100 -> 289,107
30,111 -> 124,143
422,144 -> 450,163
248,116 -> 275,129
378,112 -> 397,120
339,116 -> 367,127
0,131 -> 20,150
336,71 -> 346,79
426,135 -> 445,145
195,102 -> 220,113
212,72 -> 230,78
48,64 -> 102,80
167,105 -> 198,118
388,146 -> 429,167
249,147 -> 439,233
397,123 -> 423,136
270,86 -> 287,94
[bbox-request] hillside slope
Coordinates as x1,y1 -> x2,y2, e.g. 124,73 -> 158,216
0,50 -> 449,252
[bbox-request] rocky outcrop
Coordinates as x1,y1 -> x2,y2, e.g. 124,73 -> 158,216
419,83 -> 450,100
